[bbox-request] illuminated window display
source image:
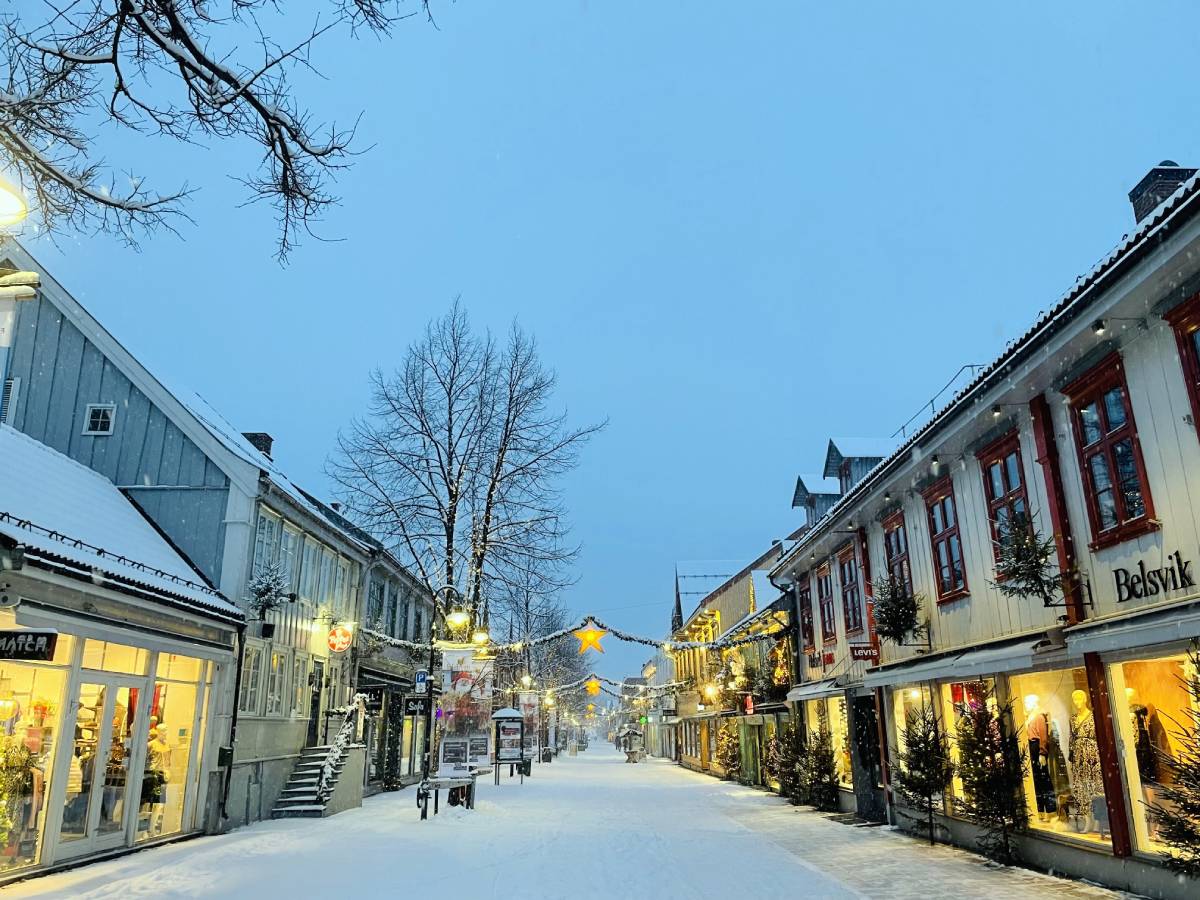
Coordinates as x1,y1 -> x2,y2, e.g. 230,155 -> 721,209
939,678 -> 993,800
806,696 -> 853,789
1008,668 -> 1108,845
1108,652 -> 1200,856
892,684 -> 935,755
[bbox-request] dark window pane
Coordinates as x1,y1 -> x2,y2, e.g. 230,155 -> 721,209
1103,387 -> 1127,431
931,504 -> 944,534
1080,402 -> 1102,445
1089,453 -> 1113,492
1113,438 -> 1145,519
989,463 -> 1004,500
1096,487 -> 1118,530
944,497 -> 956,529
1004,452 -> 1021,491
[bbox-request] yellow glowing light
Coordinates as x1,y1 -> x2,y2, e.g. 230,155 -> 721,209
0,180 -> 28,228
544,695 -> 555,707
472,627 -> 490,645
702,683 -> 720,701
908,689 -> 921,700
521,674 -> 533,688
573,626 -> 606,654
445,608 -> 470,630
586,703 -> 595,712
585,678 -> 602,696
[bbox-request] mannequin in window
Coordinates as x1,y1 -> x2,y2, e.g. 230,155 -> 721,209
1068,689 -> 1103,833
1024,694 -> 1057,819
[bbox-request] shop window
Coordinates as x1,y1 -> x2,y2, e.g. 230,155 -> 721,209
977,432 -> 1029,562
155,653 -> 204,683
138,679 -> 202,841
891,684 -> 935,756
81,639 -> 148,675
1107,652 -> 1200,857
882,512 -> 912,597
923,478 -> 967,602
939,678 -> 994,801
265,651 -> 287,717
0,663 -> 67,872
238,645 -> 263,715
838,547 -> 864,634
798,577 -> 814,651
1063,355 -> 1156,550
1008,668 -> 1109,845
816,565 -> 836,643
805,695 -> 852,789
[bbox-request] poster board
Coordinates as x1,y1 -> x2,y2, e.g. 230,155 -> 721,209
437,647 -> 494,775
518,691 -> 540,759
496,719 -> 524,763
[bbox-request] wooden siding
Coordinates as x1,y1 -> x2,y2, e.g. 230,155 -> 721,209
7,295 -> 230,583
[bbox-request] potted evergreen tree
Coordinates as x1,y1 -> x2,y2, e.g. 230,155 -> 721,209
954,693 -> 1029,863
1149,643 -> 1200,878
893,704 -> 955,844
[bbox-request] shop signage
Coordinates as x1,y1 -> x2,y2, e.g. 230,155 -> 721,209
822,652 -> 835,666
849,644 -> 879,661
403,696 -> 431,716
414,670 -> 428,693
327,625 -> 353,653
0,629 -> 57,661
743,695 -> 755,715
1113,550 -> 1194,602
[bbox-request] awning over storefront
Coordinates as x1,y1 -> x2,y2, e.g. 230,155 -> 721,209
785,677 -> 844,702
862,636 -> 1048,689
1065,599 -> 1200,656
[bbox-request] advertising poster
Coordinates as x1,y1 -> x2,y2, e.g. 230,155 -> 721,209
496,719 -> 523,763
518,691 -> 540,759
437,648 -> 494,775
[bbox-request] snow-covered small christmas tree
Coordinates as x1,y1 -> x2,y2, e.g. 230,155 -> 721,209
805,728 -> 841,812
954,693 -> 1028,863
716,722 -> 740,781
247,562 -> 289,619
894,704 -> 955,845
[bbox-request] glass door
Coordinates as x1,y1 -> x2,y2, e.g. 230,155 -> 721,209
57,680 -> 140,859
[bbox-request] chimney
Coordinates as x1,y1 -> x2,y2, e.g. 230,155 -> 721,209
242,432 -> 274,459
1129,160 -> 1197,223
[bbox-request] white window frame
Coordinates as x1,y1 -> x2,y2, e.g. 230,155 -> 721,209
280,524 -> 301,593
292,653 -> 310,716
82,402 -> 116,435
239,642 -> 265,715
265,649 -> 288,716
252,508 -> 282,577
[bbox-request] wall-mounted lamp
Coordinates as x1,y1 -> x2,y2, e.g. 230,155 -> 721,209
1092,319 -> 1107,335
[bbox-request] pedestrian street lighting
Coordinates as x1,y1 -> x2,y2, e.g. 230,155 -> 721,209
472,624 -> 490,645
521,674 -> 533,688
446,606 -> 470,631
0,179 -> 28,227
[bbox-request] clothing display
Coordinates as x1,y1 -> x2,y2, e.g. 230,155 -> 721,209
1026,712 -> 1057,815
1131,704 -> 1174,785
1068,713 -> 1103,816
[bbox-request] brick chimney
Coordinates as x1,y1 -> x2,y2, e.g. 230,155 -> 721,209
1129,160 -> 1197,223
242,432 -> 274,459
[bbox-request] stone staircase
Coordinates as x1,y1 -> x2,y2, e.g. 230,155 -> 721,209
270,744 -> 345,819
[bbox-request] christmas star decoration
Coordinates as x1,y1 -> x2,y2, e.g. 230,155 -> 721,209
585,677 -> 602,696
573,626 -> 606,654
586,703 -> 595,712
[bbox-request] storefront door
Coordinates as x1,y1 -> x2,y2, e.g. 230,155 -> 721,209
307,660 -> 325,747
57,676 -> 144,860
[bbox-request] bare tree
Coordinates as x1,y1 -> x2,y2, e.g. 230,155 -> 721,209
494,571 -> 588,689
0,1 -> 431,258
330,302 -> 604,625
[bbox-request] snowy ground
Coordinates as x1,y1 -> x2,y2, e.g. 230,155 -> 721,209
5,747 -> 1129,899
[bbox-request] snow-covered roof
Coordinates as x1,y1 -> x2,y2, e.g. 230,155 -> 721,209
0,425 -> 241,620
791,474 -> 840,508
180,391 -> 371,555
775,167 -> 1200,580
822,438 -> 896,477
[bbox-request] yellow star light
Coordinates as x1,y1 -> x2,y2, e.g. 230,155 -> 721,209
585,677 -> 602,696
586,703 -> 595,712
574,626 -> 606,654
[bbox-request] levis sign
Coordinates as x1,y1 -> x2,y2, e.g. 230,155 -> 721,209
1114,551 -> 1194,602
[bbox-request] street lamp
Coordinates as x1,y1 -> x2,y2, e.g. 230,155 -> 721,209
520,673 -> 533,689
421,585 -> 464,796
0,179 -> 27,227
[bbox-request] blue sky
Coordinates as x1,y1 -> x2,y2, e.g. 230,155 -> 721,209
21,1 -> 1200,679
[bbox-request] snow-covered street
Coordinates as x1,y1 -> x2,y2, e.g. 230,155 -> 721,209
4,747 -> 1128,900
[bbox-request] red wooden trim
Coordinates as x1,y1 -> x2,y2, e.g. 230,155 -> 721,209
920,474 -> 954,503
976,429 -> 1028,565
1065,356 -> 1157,549
923,476 -> 969,601
1029,394 -> 1083,625
1166,293 -> 1200,444
1060,350 -> 1123,399
934,586 -> 969,605
1084,651 -> 1132,857
858,525 -> 879,650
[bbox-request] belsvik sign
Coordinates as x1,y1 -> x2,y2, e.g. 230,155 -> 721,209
1113,550 -> 1194,602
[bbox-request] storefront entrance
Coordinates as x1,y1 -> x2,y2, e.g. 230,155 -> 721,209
57,676 -> 141,860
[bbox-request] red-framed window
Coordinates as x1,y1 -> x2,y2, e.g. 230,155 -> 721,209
838,546 -> 864,634
924,477 -> 967,602
798,576 -> 814,651
881,511 -> 912,598
1063,353 -> 1156,550
977,431 -> 1029,561
1166,295 -> 1200,441
816,564 -> 836,643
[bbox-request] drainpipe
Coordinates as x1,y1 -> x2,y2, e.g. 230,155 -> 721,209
220,618 -> 247,821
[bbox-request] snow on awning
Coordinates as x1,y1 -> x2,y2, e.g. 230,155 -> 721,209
0,425 -> 240,620
1065,600 -> 1200,656
862,636 -> 1046,689
786,678 -> 844,702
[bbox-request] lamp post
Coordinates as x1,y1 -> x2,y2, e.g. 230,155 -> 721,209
422,585 -> 465,785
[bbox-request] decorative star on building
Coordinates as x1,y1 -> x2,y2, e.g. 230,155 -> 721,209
573,626 -> 606,654
585,677 -> 602,696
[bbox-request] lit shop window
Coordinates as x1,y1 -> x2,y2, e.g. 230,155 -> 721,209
1008,668 -> 1109,846
0,663 -> 68,872
81,639 -> 148,675
805,696 -> 853,789
1107,652 -> 1200,857
939,678 -> 994,801
892,684 -> 935,756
